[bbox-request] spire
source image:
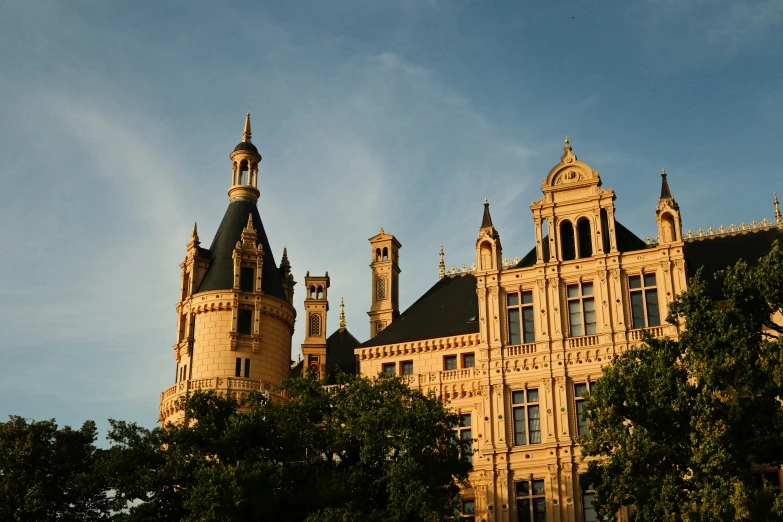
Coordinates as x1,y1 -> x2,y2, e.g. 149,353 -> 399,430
564,134 -> 572,154
191,222 -> 199,241
660,168 -> 672,199
240,213 -> 258,246
339,297 -> 346,332
186,221 -> 200,253
481,198 -> 493,228
242,109 -> 252,143
775,193 -> 782,227
438,244 -> 445,279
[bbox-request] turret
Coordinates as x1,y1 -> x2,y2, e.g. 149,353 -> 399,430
655,168 -> 683,244
367,228 -> 401,338
302,272 -> 330,379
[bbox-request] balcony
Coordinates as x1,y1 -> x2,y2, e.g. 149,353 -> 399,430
629,326 -> 665,341
505,343 -> 537,356
159,377 -> 283,422
567,335 -> 600,349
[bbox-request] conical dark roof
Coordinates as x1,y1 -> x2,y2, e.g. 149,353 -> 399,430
196,198 -> 287,301
481,201 -> 493,228
660,170 -> 672,199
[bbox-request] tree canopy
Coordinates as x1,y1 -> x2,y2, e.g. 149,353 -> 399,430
101,373 -> 471,522
0,416 -> 110,521
581,243 -> 783,521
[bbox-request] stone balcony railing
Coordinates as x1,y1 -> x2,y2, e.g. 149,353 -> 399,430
629,326 -> 666,341
567,334 -> 601,349
505,343 -> 537,356
159,377 -> 283,422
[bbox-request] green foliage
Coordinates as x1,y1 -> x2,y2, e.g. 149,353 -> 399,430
102,373 -> 471,521
580,243 -> 783,522
0,416 -> 111,521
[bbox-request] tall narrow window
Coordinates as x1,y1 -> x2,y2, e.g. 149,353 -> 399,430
175,363 -> 179,383
512,389 -> 541,445
182,272 -> 190,300
240,267 -> 255,291
377,277 -> 387,300
561,221 -> 576,261
582,488 -> 599,522
629,274 -> 660,328
454,413 -> 473,465
244,358 -> 251,378
567,282 -> 596,337
235,358 -> 242,377
238,309 -> 253,335
574,382 -> 593,436
507,291 -> 535,345
401,361 -> 414,375
309,314 -> 321,336
516,479 -> 547,522
578,219 -> 593,258
600,208 -> 610,253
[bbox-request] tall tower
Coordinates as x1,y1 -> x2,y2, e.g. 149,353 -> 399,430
367,228 -> 401,339
160,112 -> 296,424
301,272 -> 330,380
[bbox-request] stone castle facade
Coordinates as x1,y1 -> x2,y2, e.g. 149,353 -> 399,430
159,114 -> 783,522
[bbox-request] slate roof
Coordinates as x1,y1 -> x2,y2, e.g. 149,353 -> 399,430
288,328 -> 362,382
361,274 -> 480,348
233,141 -> 259,153
196,197 -> 287,301
684,227 -> 783,299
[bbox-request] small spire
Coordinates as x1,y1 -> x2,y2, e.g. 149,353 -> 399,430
339,297 -> 346,332
282,247 -> 288,259
379,226 -> 385,235
481,198 -> 493,228
191,222 -> 199,241
660,168 -> 673,199
187,221 -> 200,251
438,244 -> 445,279
775,192 -> 782,227
563,134 -> 572,155
564,134 -> 569,145
242,109 -> 252,142
246,214 -> 254,230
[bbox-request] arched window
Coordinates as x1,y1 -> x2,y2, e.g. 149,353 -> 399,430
375,248 -> 382,262
377,277 -> 387,300
317,285 -> 324,299
239,160 -> 248,185
480,241 -> 493,270
600,209 -> 610,253
309,285 -> 316,299
561,221 -> 576,261
309,314 -> 321,336
232,162 -> 238,185
660,213 -> 676,242
577,219 -> 593,258
382,247 -> 389,261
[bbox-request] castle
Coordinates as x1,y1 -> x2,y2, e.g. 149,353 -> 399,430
159,113 -> 783,522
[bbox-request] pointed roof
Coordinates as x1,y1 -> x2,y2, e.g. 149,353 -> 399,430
481,198 -> 493,228
196,198 -> 286,300
233,110 -> 259,154
660,168 -> 672,199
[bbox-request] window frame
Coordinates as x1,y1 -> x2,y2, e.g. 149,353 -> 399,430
507,290 -> 535,345
239,266 -> 255,292
574,381 -> 594,437
462,353 -> 475,368
455,413 -> 473,465
566,282 -> 597,337
400,360 -> 414,376
512,388 -> 542,446
237,308 -> 253,335
444,355 -> 458,371
382,362 -> 396,376
628,273 -> 661,329
515,478 -> 547,522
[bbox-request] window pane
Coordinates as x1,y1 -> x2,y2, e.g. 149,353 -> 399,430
522,291 -> 533,304
513,407 -> 527,445
532,479 -> 545,495
567,284 -> 580,298
574,383 -> 588,397
460,414 -> 471,427
238,309 -> 253,334
244,358 -> 250,378
562,222 -> 576,261
582,283 -> 594,296
383,363 -> 395,376
516,481 -> 530,497
533,498 -> 547,522
630,292 -> 646,329
523,307 -> 536,344
528,405 -> 541,444
646,290 -> 660,327
463,354 -> 475,368
461,429 -> 472,464
240,267 -> 254,292
644,273 -> 657,288
583,493 -> 598,522
517,499 -> 532,522
507,293 -> 520,306
401,361 -> 413,375
445,356 -> 457,370
578,220 -> 593,258
509,308 -> 521,345
512,390 -> 526,404
527,389 -> 539,402
576,400 -> 588,436
463,500 -> 475,514
584,298 -> 597,334
569,301 -> 583,337
629,275 -> 641,289
235,358 -> 242,377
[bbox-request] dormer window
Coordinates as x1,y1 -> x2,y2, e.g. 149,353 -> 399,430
561,222 -> 576,261
577,219 -> 593,258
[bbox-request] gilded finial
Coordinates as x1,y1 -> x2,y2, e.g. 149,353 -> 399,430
438,244 -> 445,279
775,192 -> 782,227
565,134 -> 569,145
379,226 -> 384,235
242,109 -> 252,142
339,297 -> 346,332
484,197 -> 489,205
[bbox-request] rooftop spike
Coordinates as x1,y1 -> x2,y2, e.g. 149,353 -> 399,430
339,297 -> 346,332
481,198 -> 493,228
660,168 -> 673,199
438,244 -> 445,279
775,192 -> 782,227
242,109 -> 252,142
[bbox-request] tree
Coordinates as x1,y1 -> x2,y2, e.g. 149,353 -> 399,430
102,373 -> 472,522
0,416 -> 111,521
580,243 -> 783,521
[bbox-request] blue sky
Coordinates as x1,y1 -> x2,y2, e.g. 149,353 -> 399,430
1,0 -> 781,437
